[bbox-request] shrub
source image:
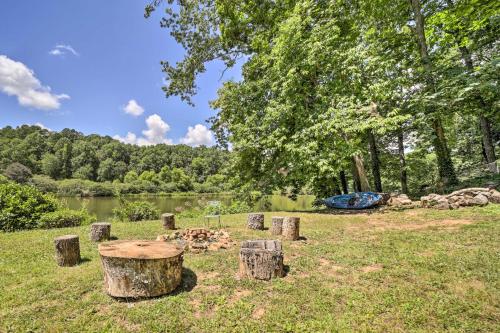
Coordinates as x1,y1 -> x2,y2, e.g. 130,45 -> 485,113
113,200 -> 159,222
0,182 -> 59,231
39,209 -> 96,229
31,175 -> 59,193
4,162 -> 32,183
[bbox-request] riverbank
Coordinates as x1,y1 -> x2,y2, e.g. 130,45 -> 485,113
1,206 -> 499,332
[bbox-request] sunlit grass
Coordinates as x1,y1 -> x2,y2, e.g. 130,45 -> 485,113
1,206 -> 499,332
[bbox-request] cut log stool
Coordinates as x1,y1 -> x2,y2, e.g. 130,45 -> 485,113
98,240 -> 183,298
282,217 -> 300,240
239,240 -> 284,280
161,213 -> 175,230
271,216 -> 284,235
90,222 -> 111,242
247,213 -> 264,230
54,235 -> 81,267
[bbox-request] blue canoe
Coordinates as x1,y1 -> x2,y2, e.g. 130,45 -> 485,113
324,192 -> 382,209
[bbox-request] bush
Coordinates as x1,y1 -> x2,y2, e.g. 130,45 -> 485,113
0,182 -> 59,231
39,209 -> 96,229
31,175 -> 59,193
4,162 -> 32,183
113,200 -> 159,222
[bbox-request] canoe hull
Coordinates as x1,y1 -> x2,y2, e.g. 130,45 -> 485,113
324,192 -> 382,209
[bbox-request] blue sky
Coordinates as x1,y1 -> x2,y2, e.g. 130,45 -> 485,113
0,0 -> 241,146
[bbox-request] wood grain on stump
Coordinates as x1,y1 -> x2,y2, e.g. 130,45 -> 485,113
282,217 -> 300,240
239,240 -> 284,280
98,240 -> 183,298
271,216 -> 284,235
54,235 -> 80,267
161,213 -> 175,230
90,222 -> 111,242
247,213 -> 264,230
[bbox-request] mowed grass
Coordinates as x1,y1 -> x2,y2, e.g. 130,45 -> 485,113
1,206 -> 499,332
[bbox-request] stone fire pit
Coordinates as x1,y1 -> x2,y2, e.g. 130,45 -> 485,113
157,228 -> 234,253
98,240 -> 183,298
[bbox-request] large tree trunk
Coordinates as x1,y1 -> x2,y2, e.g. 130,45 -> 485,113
351,155 -> 370,192
479,115 -> 498,172
397,130 -> 409,194
455,39 -> 498,172
410,0 -> 458,185
432,118 -> 458,185
367,130 -> 382,192
239,240 -> 284,280
98,240 -> 183,298
339,170 -> 349,194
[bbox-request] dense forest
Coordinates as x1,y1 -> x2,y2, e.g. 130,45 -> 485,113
0,125 -> 230,195
144,0 -> 499,198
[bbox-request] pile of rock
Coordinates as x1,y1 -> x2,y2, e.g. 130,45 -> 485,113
385,193 -> 415,207
421,187 -> 500,210
156,228 -> 234,253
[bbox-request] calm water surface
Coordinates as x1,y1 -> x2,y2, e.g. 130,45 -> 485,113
63,195 -> 315,221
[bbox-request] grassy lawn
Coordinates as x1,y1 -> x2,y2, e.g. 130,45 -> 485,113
1,206 -> 499,332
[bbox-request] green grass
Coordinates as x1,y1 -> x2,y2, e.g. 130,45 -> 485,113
1,206 -> 499,332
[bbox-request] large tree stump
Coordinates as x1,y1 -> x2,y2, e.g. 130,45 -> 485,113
54,235 -> 80,267
161,213 -> 175,230
239,240 -> 284,280
98,240 -> 183,298
270,216 -> 284,235
90,222 -> 111,242
247,213 -> 264,230
282,217 -> 300,240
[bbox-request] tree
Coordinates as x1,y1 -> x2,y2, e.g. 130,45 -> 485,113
124,170 -> 139,183
41,153 -> 61,179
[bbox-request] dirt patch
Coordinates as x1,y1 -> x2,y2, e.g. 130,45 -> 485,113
196,284 -> 221,292
418,250 -> 435,257
229,289 -> 252,304
190,299 -> 217,319
361,264 -> 383,273
197,271 -> 220,282
319,258 -> 330,266
252,307 -> 266,319
348,218 -> 474,232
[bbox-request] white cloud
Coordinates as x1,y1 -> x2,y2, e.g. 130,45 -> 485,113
0,55 -> 69,110
123,99 -> 144,116
180,124 -> 214,146
34,122 -> 52,131
113,114 -> 172,146
49,44 -> 79,57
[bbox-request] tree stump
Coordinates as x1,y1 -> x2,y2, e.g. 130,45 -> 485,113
270,216 -> 284,235
90,222 -> 111,242
54,235 -> 80,267
282,217 -> 300,240
98,240 -> 183,298
239,240 -> 284,280
247,213 -> 264,230
161,213 -> 175,230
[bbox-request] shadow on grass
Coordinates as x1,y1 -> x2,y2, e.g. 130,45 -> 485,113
78,257 -> 91,265
283,207 -> 382,215
283,264 -> 290,278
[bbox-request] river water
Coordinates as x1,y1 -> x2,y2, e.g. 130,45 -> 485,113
63,194 -> 315,221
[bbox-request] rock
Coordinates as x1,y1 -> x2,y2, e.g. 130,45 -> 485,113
489,189 -> 500,204
471,194 -> 489,206
156,235 -> 168,241
435,199 -> 450,210
421,194 -> 444,208
387,194 -> 413,206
